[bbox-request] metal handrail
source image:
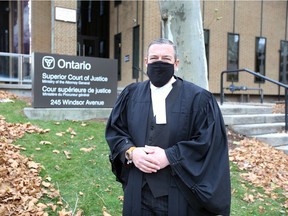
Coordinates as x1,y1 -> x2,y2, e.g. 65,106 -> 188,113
225,83 -> 264,103
0,52 -> 32,86
132,66 -> 147,82
220,68 -> 288,131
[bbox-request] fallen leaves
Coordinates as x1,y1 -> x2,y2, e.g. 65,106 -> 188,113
229,137 -> 288,210
0,131 -> 60,215
0,115 -> 82,215
243,193 -> 255,202
273,103 -> 285,114
4,90 -> 287,214
0,116 -> 49,143
0,90 -> 18,100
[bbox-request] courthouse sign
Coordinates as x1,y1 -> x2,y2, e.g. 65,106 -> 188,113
32,53 -> 118,108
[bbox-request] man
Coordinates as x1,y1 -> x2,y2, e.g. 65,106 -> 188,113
105,38 -> 231,215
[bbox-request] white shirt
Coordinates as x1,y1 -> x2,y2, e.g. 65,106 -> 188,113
150,77 -> 176,124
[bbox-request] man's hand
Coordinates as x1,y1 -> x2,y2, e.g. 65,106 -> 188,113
132,147 -> 161,173
144,145 -> 170,169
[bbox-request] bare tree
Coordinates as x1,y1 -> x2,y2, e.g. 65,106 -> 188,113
159,0 -> 209,90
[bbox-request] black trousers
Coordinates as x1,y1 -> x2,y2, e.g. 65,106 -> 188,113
141,184 -> 168,216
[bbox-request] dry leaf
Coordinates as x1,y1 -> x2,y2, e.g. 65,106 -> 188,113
42,181 -> 51,188
53,150 -> 60,154
243,193 -> 255,203
102,206 -> 111,216
58,209 -> 72,216
54,165 -> 61,171
67,127 -> 77,136
75,209 -> 83,216
84,136 -> 94,141
63,151 -> 71,160
56,132 -> 64,137
80,146 -> 96,152
46,176 -> 52,182
118,195 -> 124,201
28,161 -> 39,169
39,141 -> 52,145
80,122 -> 87,127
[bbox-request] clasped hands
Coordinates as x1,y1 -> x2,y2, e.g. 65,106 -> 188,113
131,145 -> 170,173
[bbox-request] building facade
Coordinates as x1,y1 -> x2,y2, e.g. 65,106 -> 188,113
0,0 -> 288,101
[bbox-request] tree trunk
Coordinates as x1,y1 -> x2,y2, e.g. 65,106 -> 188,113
159,0 -> 209,90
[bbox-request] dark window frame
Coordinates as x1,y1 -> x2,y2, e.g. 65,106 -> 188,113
204,29 -> 210,80
132,25 -> 140,79
115,1 -> 121,7
279,40 -> 288,84
255,37 -> 266,83
227,33 -> 240,82
114,33 -> 121,81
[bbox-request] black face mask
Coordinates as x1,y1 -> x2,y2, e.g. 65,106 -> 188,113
147,61 -> 174,87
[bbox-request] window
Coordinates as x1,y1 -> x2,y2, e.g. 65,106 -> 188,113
204,29 -> 210,79
115,1 -> 121,7
133,25 -> 140,79
255,37 -> 266,83
114,33 -> 121,81
280,40 -> 288,84
227,33 -> 239,82
0,0 -> 31,82
12,0 -> 31,54
0,1 -> 9,53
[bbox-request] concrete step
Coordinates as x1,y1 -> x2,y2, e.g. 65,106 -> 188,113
229,122 -> 285,136
276,145 -> 288,154
220,103 -> 273,115
253,133 -> 288,147
220,102 -> 288,154
223,113 -> 285,125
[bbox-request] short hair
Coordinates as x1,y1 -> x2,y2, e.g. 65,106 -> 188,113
147,38 -> 178,60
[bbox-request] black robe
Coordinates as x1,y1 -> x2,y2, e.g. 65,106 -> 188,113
105,77 -> 231,216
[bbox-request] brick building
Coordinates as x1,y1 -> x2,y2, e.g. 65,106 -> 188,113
0,0 -> 287,101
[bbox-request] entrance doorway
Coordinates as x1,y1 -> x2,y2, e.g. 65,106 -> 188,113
77,1 -> 109,58
77,36 -> 98,57
0,0 -> 31,82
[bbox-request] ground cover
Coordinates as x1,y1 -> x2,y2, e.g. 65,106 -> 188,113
0,91 -> 287,216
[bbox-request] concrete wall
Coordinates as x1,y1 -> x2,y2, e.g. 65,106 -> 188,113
109,1 -> 161,87
31,1 -> 51,53
53,0 -> 77,55
202,0 -> 287,96
31,0 -> 77,55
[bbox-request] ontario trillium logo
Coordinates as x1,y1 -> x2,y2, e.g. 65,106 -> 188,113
42,56 -> 55,69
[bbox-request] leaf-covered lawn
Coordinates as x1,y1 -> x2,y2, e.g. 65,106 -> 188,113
0,91 -> 287,216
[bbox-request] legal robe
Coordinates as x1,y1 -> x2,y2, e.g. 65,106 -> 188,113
105,77 -> 231,215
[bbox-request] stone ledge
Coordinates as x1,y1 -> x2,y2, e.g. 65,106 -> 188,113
23,107 -> 112,121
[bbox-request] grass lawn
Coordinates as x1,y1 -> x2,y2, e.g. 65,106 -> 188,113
1,99 -> 287,216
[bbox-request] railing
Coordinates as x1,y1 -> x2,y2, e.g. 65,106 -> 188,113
220,68 -> 288,131
132,66 -> 147,83
225,83 -> 264,103
0,52 -> 32,87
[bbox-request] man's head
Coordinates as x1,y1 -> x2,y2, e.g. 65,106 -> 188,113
145,38 -> 179,87
145,38 -> 179,66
